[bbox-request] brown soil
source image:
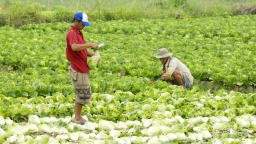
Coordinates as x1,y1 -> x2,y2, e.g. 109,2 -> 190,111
199,81 -> 256,94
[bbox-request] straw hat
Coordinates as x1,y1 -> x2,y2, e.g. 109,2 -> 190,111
154,48 -> 173,58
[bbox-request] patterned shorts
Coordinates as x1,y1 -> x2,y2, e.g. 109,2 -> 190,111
68,66 -> 92,105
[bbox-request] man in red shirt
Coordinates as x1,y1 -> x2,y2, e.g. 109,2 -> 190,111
66,12 -> 99,124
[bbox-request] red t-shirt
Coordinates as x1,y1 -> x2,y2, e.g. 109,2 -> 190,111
66,26 -> 89,73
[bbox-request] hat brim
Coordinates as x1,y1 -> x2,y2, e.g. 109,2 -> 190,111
154,53 -> 173,59
82,21 -> 90,26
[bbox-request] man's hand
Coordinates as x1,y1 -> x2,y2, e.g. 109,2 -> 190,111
87,51 -> 95,57
90,43 -> 99,50
161,70 -> 167,80
161,73 -> 167,80
97,57 -> 101,65
162,73 -> 171,80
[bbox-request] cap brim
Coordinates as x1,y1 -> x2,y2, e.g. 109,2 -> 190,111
82,21 -> 90,26
154,53 -> 173,59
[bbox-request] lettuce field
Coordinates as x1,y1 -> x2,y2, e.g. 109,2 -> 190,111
0,15 -> 256,143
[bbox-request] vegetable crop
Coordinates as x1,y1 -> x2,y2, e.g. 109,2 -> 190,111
0,15 -> 255,143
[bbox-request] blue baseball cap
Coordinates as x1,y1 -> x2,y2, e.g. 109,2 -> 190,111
74,12 -> 90,26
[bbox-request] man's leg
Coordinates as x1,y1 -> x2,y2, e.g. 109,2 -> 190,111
73,73 -> 91,123
172,70 -> 186,89
69,66 -> 89,124
74,103 -> 84,122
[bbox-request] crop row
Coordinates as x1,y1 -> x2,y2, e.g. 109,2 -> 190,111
1,16 -> 255,89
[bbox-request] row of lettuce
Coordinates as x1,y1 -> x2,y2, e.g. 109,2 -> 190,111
1,85 -> 255,123
0,114 -> 256,143
0,88 -> 256,143
0,15 -> 255,91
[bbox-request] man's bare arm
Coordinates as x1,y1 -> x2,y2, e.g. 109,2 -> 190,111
87,51 -> 95,57
71,43 -> 98,51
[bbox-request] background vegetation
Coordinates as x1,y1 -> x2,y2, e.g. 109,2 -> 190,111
0,0 -> 256,27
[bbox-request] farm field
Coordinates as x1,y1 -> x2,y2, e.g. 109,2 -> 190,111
0,13 -> 256,143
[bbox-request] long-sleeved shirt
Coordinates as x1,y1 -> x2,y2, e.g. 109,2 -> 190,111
163,57 -> 194,84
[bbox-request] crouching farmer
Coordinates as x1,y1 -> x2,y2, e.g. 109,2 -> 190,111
154,48 -> 194,89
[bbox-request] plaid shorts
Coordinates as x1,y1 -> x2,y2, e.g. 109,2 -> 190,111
68,66 -> 92,105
